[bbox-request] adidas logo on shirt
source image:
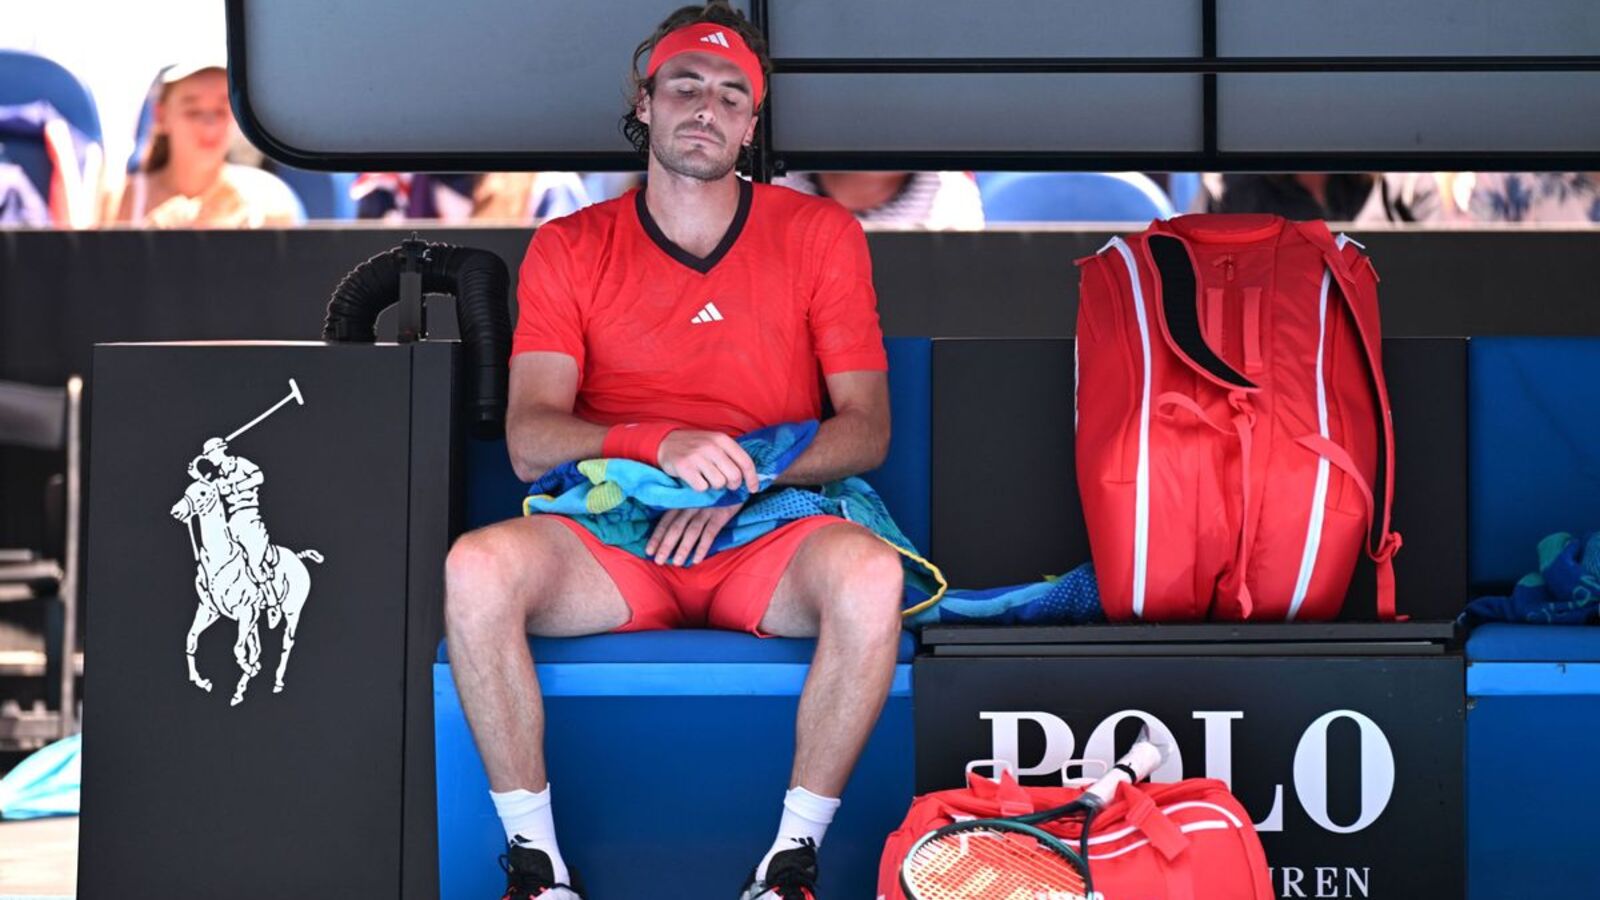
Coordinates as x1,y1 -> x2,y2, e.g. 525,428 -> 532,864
690,301 -> 725,324
699,31 -> 731,48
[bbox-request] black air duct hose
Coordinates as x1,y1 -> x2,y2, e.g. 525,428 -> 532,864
323,240 -> 511,438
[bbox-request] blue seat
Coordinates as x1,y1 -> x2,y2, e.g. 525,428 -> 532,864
1467,624 -> 1600,665
980,172 -> 1175,223
270,166 -> 357,220
973,171 -> 1011,195
0,50 -> 101,199
439,629 -> 915,667
1465,338 -> 1600,899
1466,623 -> 1600,899
436,337 -> 930,899
1165,172 -> 1203,213
1468,339 -> 1600,589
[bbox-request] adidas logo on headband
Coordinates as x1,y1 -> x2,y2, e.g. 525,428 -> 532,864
648,24 -> 765,103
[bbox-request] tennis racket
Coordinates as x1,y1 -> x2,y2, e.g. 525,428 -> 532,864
899,727 -> 1173,900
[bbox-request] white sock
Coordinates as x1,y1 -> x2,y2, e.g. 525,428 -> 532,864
490,785 -> 571,885
755,786 -> 840,882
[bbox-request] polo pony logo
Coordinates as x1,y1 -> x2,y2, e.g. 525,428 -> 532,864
167,378 -> 323,707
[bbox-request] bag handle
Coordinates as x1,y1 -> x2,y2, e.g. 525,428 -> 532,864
1119,787 -> 1189,861
961,763 -> 1036,817
1116,786 -> 1197,900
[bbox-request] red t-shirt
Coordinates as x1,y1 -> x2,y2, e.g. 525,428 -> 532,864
511,180 -> 887,436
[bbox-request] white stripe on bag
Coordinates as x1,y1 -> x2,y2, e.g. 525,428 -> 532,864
1087,820 -> 1234,861
1085,800 -> 1246,847
1109,238 -> 1152,619
1287,234 -> 1349,620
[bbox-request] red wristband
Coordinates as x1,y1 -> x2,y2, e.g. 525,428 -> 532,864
602,422 -> 680,466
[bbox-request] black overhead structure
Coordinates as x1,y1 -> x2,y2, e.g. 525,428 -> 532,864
226,0 -> 1600,177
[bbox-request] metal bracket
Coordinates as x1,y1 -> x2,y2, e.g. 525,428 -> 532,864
396,232 -> 427,344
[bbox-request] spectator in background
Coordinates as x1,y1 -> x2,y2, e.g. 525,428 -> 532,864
1469,173 -> 1600,224
354,173 -> 476,222
775,171 -> 985,229
1195,173 -> 1423,223
354,172 -> 595,223
1421,172 -> 1476,223
471,172 -> 591,222
110,62 -> 301,228
0,161 -> 50,225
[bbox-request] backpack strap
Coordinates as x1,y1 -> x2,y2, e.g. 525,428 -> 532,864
1145,234 -> 1257,393
1292,222 -> 1404,620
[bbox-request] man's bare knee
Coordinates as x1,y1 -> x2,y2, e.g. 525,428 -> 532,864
445,522 -> 555,632
812,527 -> 904,641
447,518 -> 626,639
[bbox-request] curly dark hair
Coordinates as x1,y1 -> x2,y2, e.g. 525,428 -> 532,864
620,1 -> 771,164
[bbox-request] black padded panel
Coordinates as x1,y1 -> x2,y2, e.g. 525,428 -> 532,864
1341,338 -> 1467,622
929,338 -> 1087,588
1148,234 -> 1255,389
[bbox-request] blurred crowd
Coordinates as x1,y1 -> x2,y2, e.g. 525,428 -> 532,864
4,9 -> 1598,232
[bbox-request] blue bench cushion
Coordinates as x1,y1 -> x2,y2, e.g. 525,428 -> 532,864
1469,339 -> 1600,587
1467,623 -> 1600,662
438,629 -> 917,664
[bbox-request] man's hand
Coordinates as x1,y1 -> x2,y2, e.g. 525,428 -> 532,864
646,502 -> 744,566
657,430 -> 760,493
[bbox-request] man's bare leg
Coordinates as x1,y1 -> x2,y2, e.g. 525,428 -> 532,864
445,515 -> 628,894
444,515 -> 631,792
762,522 -> 905,795
742,522 -> 903,891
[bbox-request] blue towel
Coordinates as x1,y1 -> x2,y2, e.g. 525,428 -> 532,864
1462,531 -> 1600,626
523,421 -> 822,558
907,564 -> 1103,628
524,420 -> 1105,626
0,733 -> 80,819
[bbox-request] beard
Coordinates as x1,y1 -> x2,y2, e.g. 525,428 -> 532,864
651,126 -> 741,181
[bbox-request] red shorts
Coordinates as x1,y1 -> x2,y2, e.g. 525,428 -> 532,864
547,514 -> 847,634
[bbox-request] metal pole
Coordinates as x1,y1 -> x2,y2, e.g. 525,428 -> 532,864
59,376 -> 82,738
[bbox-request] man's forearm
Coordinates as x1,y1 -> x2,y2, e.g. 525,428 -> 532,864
774,410 -> 889,486
508,406 -> 887,487
505,408 -> 610,482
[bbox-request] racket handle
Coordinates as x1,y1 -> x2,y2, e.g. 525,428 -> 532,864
1080,727 -> 1173,808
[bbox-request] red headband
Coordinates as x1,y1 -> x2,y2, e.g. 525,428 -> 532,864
645,22 -> 765,105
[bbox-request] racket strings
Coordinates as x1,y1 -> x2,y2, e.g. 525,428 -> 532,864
905,827 -> 1089,900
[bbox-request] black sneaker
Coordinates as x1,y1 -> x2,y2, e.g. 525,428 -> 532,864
737,839 -> 818,900
498,844 -> 585,900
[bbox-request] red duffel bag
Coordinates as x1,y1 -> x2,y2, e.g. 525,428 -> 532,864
878,769 -> 1273,900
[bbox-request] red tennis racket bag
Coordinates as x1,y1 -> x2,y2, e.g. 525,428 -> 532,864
878,769 -> 1273,900
1075,214 -> 1402,621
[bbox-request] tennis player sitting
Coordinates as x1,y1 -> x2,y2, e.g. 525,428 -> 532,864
443,3 -> 902,897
